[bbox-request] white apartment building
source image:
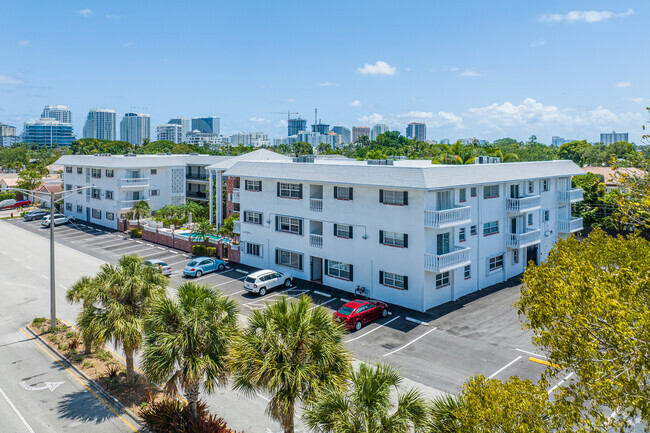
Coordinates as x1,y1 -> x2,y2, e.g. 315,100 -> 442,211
156,124 -> 183,143
220,158 -> 584,312
230,132 -> 270,147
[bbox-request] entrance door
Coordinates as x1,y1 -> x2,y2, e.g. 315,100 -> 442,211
311,257 -> 322,282
526,245 -> 539,266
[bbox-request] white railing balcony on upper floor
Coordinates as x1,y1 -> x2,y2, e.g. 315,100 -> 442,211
557,188 -> 584,204
424,206 -> 471,228
558,217 -> 583,233
119,198 -> 149,209
506,228 -> 541,249
505,195 -> 541,214
310,198 -> 323,212
424,246 -> 471,273
118,177 -> 149,188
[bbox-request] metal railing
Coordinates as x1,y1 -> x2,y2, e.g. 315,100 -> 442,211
424,246 -> 471,273
506,228 -> 541,248
185,173 -> 209,181
119,198 -> 149,209
309,234 -> 323,248
310,198 -> 323,212
505,195 -> 541,213
118,177 -> 149,188
557,188 -> 584,203
558,217 -> 583,233
424,206 -> 471,228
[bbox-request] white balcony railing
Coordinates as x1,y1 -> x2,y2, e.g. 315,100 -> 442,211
558,217 -> 583,233
557,188 -> 584,203
506,228 -> 541,249
118,177 -> 149,188
119,198 -> 149,209
232,191 -> 240,203
309,234 -> 323,248
424,246 -> 471,273
310,198 -> 323,212
506,195 -> 542,213
424,206 -> 471,228
233,220 -> 241,234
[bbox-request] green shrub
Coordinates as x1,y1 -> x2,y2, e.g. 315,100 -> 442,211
192,245 -> 209,256
207,246 -> 217,257
130,228 -> 142,238
96,348 -> 113,362
140,399 -> 238,433
32,317 -> 47,326
0,192 -> 16,201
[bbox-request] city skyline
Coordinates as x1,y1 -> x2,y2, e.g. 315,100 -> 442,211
0,1 -> 648,144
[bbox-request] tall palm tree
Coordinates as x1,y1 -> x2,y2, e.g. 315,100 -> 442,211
83,255 -> 168,384
125,200 -> 151,228
142,282 -> 239,421
190,218 -> 216,242
231,295 -> 350,433
66,276 -> 100,355
303,362 -> 426,433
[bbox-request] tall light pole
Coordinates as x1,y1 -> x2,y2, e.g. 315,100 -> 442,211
49,191 -> 56,331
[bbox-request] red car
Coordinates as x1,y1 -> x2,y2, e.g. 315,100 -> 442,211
334,299 -> 389,331
0,199 -> 30,210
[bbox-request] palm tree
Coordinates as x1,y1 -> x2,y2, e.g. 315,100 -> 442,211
424,394 -> 463,433
82,254 -> 168,384
303,362 -> 426,433
66,276 -> 100,355
217,213 -> 239,240
190,218 -> 216,242
230,295 -> 350,433
142,282 -> 238,421
125,200 -> 151,228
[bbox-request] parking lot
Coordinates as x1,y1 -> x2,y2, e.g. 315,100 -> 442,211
11,217 -> 553,395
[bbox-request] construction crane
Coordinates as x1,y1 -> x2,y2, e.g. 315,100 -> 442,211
272,110 -> 300,121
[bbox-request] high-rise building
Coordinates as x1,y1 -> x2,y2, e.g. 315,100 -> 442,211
551,136 -> 568,147
288,118 -> 307,136
230,132 -> 270,147
440,138 -> 450,145
406,122 -> 426,141
331,126 -> 351,145
600,131 -> 629,146
191,116 -> 220,134
82,109 -> 116,140
311,123 -> 330,134
156,124 -> 183,143
0,122 -> 18,147
371,124 -> 389,141
120,113 -> 150,145
41,105 -> 72,124
22,118 -> 75,147
168,117 -> 190,139
352,126 -> 370,142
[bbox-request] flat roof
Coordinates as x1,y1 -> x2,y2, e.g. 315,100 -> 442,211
55,154 -> 231,169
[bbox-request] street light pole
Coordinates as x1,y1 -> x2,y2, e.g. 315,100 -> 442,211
50,191 -> 56,331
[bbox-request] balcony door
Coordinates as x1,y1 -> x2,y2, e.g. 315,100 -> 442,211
437,232 -> 450,255
558,177 -> 568,191
510,217 -> 518,234
436,190 -> 453,211
127,170 -> 140,179
510,184 -> 520,199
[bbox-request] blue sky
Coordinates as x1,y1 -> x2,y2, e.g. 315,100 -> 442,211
1,1 -> 648,144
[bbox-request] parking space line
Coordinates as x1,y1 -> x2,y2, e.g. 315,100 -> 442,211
313,290 -> 331,297
110,246 -> 155,256
515,348 -> 547,359
346,315 -> 401,342
59,284 -> 67,290
309,298 -> 336,311
548,372 -> 574,394
382,327 -> 437,357
25,265 -> 33,270
235,269 -> 248,274
0,251 -> 6,255
230,289 -> 246,295
0,384 -> 36,433
169,250 -> 179,255
40,274 -> 48,280
488,356 -> 522,379
214,275 -> 247,286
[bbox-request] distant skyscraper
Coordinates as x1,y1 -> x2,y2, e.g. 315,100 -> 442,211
371,124 -> 389,141
120,113 -> 151,145
191,116 -> 220,134
440,138 -> 450,145
0,122 -> 18,147
156,124 -> 183,143
41,105 -> 72,124
331,126 -> 351,144
288,118 -> 307,136
168,117 -> 190,139
311,123 -> 330,134
352,126 -> 370,142
406,122 -> 426,141
230,132 -> 270,147
600,130 -> 629,146
551,136 -> 568,147
83,109 -> 116,140
22,118 -> 75,147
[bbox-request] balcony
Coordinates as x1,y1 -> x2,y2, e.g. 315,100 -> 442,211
557,188 -> 584,204
118,178 -> 149,188
310,198 -> 323,212
558,217 -> 583,234
233,220 -> 241,234
309,234 -> 323,248
506,229 -> 541,249
232,191 -> 240,203
424,206 -> 471,228
186,173 -> 209,182
424,246 -> 471,273
186,192 -> 208,202
119,199 -> 149,209
506,195 -> 541,214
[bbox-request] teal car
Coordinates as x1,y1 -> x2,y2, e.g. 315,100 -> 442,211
183,256 -> 226,277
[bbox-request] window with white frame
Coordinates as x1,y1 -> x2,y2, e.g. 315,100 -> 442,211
334,224 -> 353,239
483,184 -> 499,198
334,186 -> 353,200
464,265 -> 471,279
544,210 -> 550,221
105,190 -> 114,200
459,188 -> 466,202
91,188 -> 101,199
470,225 -> 477,236
527,214 -> 533,226
244,211 -> 263,224
381,271 -> 407,289
106,212 -> 115,221
488,254 -> 504,271
65,166 -> 72,173
245,242 -> 263,257
380,230 -> 407,247
151,169 -> 157,175
278,182 -> 302,199
276,249 -> 303,270
513,249 -> 519,264
326,260 -> 352,280
276,216 -> 302,235
91,168 -> 101,178
459,227 -> 466,242
92,208 -> 102,219
528,181 -> 534,194
150,189 -> 160,196
435,271 -> 450,289
245,180 -> 262,192
380,190 -> 408,205
542,179 -> 550,191
76,205 -> 83,213
65,203 -> 72,211
106,169 -> 114,178
470,187 -> 477,197
483,221 -> 499,236
65,184 -> 72,191
77,167 -> 83,174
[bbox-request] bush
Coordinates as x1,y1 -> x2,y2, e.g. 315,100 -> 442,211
32,317 -> 47,327
207,246 -> 217,257
0,192 -> 16,201
140,399 -> 238,433
130,228 -> 142,238
192,245 -> 208,256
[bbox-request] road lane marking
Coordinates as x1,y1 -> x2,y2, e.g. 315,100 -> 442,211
309,298 -> 336,311
59,284 -> 67,291
488,356 -> 522,379
230,289 -> 247,295
313,290 -> 331,297
382,327 -> 438,357
25,265 -> 33,270
40,274 -> 48,280
213,275 -> 247,286
346,315 -> 401,342
405,317 -> 429,326
0,384 -> 36,433
548,372 -> 574,394
0,251 -> 6,255
20,380 -> 64,392
515,348 -> 547,358
529,357 -> 561,369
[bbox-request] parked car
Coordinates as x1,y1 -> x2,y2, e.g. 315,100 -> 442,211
24,209 -> 50,221
243,269 -> 293,296
41,214 -> 75,227
145,259 -> 172,276
0,199 -> 30,210
183,256 -> 226,277
334,299 -> 389,331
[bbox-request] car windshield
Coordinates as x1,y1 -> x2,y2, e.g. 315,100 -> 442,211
159,262 -> 168,267
187,261 -> 198,267
244,277 -> 256,283
337,306 -> 355,316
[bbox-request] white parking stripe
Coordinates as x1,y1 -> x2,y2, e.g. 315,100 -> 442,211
313,290 -> 331,297
0,384 -> 36,433
235,269 -> 248,274
340,298 -> 351,303
25,265 -> 33,270
308,298 -> 336,311
382,327 -> 437,357
488,356 -> 522,379
515,348 -> 547,359
548,372 -> 574,394
230,289 -> 247,295
213,275 -> 247,286
59,284 -> 67,290
40,274 -> 48,280
346,316 -> 401,342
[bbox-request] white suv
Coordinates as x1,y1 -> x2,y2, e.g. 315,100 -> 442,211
243,269 -> 293,296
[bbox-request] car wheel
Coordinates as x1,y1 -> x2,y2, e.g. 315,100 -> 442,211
354,321 -> 362,331
195,270 -> 202,278
218,264 -> 225,271
259,287 -> 267,296
284,278 -> 292,288
382,308 -> 388,317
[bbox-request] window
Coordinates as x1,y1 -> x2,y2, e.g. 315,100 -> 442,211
65,184 -> 72,191
151,169 -> 157,175
483,185 -> 499,199
92,209 -> 102,219
544,210 -> 550,221
380,271 -> 407,290
464,265 -> 471,279
275,249 -> 303,270
91,168 -> 101,178
232,177 -> 240,189
278,182 -> 302,199
233,203 -> 240,212
76,205 -> 83,213
459,227 -> 466,242
488,254 -> 504,271
244,211 -> 263,224
470,187 -> 477,197
77,185 -> 82,194
513,250 -> 519,264
459,188 -> 466,202
326,260 -> 353,280
150,189 -> 160,196
380,230 -> 408,248
527,214 -> 533,226
65,203 -> 72,211
106,169 -> 114,178
245,180 -> 262,192
333,224 -> 353,239
380,190 -> 408,205
334,186 -> 353,200
528,181 -> 534,194
435,271 -> 450,289
245,242 -> 262,257
105,190 -> 114,200
470,225 -> 477,236
276,216 -> 303,235
91,188 -> 101,199
542,179 -> 549,191
65,166 -> 72,173
77,167 -> 83,174
483,221 -> 499,236
106,212 -> 115,221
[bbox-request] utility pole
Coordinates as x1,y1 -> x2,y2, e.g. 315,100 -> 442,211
50,191 -> 56,331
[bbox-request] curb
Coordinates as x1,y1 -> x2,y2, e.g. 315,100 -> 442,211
24,325 -> 144,429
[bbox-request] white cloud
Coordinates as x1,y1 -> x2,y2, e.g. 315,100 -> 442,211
123,41 -> 134,48
79,8 -> 94,18
397,111 -> 463,129
358,113 -> 384,124
349,100 -> 362,107
105,14 -> 120,20
0,74 -> 23,84
627,97 -> 648,104
405,67 -> 412,72
460,69 -> 479,77
540,8 -> 634,23
357,61 -> 397,76
530,39 -> 547,47
318,81 -> 340,87
286,98 -> 296,103
449,66 -> 459,72
615,81 -> 631,88
249,117 -> 270,123
17,40 -> 30,47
